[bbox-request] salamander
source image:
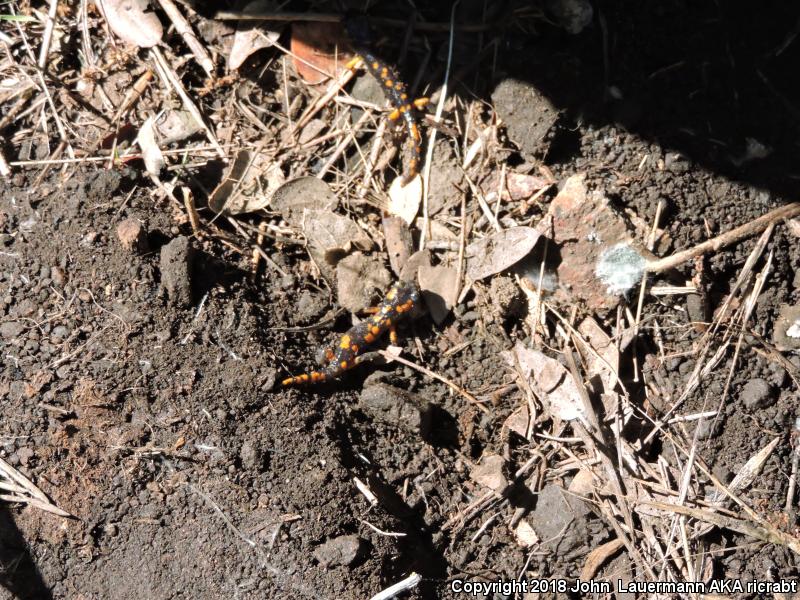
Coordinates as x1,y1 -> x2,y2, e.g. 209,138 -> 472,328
344,16 -> 425,184
282,280 -> 420,386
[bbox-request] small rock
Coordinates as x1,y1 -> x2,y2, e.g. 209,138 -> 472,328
116,218 -> 149,253
530,484 -> 589,554
470,454 -> 507,493
160,236 -> 194,307
51,325 -> 69,340
773,304 -> 800,350
0,321 -> 24,339
695,417 -> 720,441
358,383 -> 432,436
313,535 -> 362,568
80,231 -> 98,247
741,378 -> 773,410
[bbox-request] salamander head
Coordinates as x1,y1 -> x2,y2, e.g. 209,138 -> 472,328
391,280 -> 420,307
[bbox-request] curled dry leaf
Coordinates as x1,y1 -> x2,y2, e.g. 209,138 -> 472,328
382,216 -> 414,278
388,173 -> 422,225
228,1 -> 281,70
136,116 -> 164,176
399,249 -> 431,284
576,316 -> 620,394
696,437 -> 780,538
208,150 -> 285,215
503,343 -> 586,422
418,265 -> 459,325
579,539 -> 624,581
99,0 -> 162,48
290,21 -> 348,85
270,176 -> 337,227
466,226 -> 541,281
567,467 -> 595,497
303,210 -> 372,282
336,253 -> 391,313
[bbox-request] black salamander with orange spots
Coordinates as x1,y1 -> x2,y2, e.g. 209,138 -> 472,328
344,17 -> 425,184
282,280 -> 420,386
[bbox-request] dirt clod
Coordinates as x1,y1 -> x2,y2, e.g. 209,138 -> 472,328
741,378 -> 774,410
116,218 -> 149,253
491,78 -> 558,158
159,236 -> 194,307
313,534 -> 363,568
358,383 -> 432,435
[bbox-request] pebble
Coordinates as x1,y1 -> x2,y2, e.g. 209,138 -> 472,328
240,440 -> 263,470
313,535 -> 362,568
358,383 -> 432,436
741,378 -> 773,410
116,218 -> 149,253
0,321 -> 24,339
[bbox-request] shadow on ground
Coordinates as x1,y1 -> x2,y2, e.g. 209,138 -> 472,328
0,509 -> 52,600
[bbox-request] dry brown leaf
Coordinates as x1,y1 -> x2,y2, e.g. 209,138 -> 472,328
270,176 -> 337,227
208,150 -> 284,214
466,227 -> 541,281
99,0 -> 162,48
388,173 -> 422,224
336,253 -> 391,313
418,265 -> 458,325
297,118 -> 327,146
481,170 -> 553,202
382,216 -> 414,278
290,21 -> 348,85
536,174 -> 636,310
228,1 -> 281,70
579,539 -> 624,581
136,116 -> 164,176
576,317 -> 620,393
304,210 -> 372,282
502,405 -> 530,438
399,249 -> 431,283
503,343 -> 586,422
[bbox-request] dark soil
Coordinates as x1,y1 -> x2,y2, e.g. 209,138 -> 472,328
2,1 -> 800,599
